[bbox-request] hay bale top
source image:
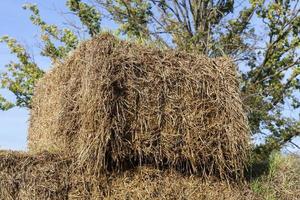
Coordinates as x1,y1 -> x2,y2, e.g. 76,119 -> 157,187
29,33 -> 249,181
0,150 -> 258,200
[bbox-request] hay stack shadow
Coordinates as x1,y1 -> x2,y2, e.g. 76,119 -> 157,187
1,33 -> 250,199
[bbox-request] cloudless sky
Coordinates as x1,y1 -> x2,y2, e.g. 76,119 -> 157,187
0,1 -> 299,153
0,0 -> 81,150
0,0 -> 119,150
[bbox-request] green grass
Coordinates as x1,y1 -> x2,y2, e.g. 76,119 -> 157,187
250,152 -> 300,200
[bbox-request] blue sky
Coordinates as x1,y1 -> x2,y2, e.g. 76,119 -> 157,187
0,0 -> 119,150
0,1 -> 299,153
0,0 -> 70,150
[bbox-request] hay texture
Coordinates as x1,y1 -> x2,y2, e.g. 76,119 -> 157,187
0,151 -> 258,200
29,33 -> 249,180
104,167 -> 258,200
0,151 -> 70,200
69,167 -> 258,200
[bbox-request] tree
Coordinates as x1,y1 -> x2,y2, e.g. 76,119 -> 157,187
1,0 -> 300,158
0,36 -> 44,110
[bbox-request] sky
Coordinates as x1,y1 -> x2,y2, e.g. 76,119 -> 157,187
0,0 -> 75,150
0,0 -> 299,153
0,0 -> 55,150
0,0 -> 119,150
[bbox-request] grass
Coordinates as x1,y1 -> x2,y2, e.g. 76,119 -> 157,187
250,152 -> 300,200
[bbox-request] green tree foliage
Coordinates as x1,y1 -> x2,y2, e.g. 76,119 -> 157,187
0,0 -> 98,108
1,0 -> 299,157
23,3 -> 79,61
0,36 -> 44,110
66,0 -> 101,36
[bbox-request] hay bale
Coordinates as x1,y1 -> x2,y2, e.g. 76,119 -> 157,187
68,167 -> 257,200
0,151 -> 257,200
27,65 -> 66,153
29,33 -> 249,180
0,151 -> 70,200
104,167 -> 257,200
